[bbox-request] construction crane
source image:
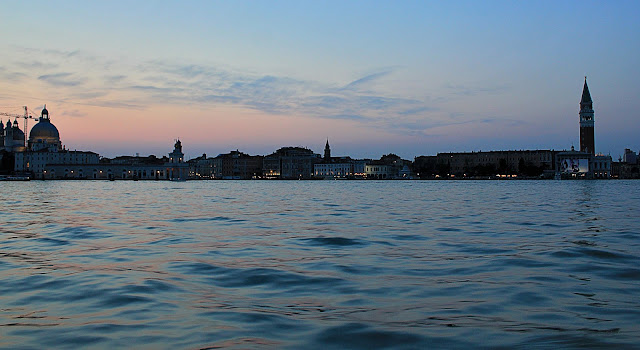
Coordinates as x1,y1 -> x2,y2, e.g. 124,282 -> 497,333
0,106 -> 37,147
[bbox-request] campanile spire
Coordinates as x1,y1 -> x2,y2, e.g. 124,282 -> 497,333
579,77 -> 595,155
324,139 -> 331,161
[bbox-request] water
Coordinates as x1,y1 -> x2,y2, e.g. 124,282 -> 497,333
1,180 -> 639,349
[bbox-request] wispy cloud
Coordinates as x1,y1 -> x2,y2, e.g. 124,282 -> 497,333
320,114 -> 370,121
38,72 -> 86,87
342,70 -> 394,91
105,75 -> 127,84
0,66 -> 27,81
60,109 -> 88,118
15,60 -> 60,70
398,106 -> 437,116
2,46 -> 514,138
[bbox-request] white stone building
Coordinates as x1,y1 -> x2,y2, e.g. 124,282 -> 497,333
314,162 -> 354,179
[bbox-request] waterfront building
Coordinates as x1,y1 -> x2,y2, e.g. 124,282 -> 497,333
263,147 -> 321,179
216,150 -> 263,179
45,141 -> 187,180
314,140 -> 355,179
17,150 -> 100,179
592,155 -> 612,179
378,153 -> 414,179
352,159 -> 369,178
110,154 -> 167,165
15,108 -> 188,180
612,150 -> 640,178
14,107 -> 99,177
188,154 -> 210,179
433,150 -> 555,177
314,162 -> 354,179
364,161 -> 394,179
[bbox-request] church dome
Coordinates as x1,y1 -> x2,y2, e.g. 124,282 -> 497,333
29,118 -> 60,141
12,128 -> 25,141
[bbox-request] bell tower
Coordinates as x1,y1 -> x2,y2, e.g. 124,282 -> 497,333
579,77 -> 595,155
324,139 -> 331,161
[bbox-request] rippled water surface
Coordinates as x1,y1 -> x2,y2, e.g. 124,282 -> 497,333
1,180 -> 639,349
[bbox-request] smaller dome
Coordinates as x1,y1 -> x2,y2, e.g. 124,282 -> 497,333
42,105 -> 49,117
13,128 -> 24,140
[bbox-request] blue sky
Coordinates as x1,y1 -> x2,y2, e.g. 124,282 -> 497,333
1,1 -> 639,159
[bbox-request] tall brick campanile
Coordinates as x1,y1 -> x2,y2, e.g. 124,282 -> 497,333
579,77 -> 595,155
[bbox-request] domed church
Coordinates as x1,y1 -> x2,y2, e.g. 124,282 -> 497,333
14,105 -> 100,177
28,105 -> 62,152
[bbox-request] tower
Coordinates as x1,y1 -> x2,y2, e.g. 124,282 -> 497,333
579,77 -> 595,155
169,139 -> 184,163
168,139 -> 186,180
324,139 -> 331,161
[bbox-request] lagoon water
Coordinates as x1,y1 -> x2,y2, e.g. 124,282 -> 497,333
1,180 -> 639,349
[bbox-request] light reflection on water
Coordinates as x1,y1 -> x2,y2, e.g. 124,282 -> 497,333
1,180 -> 640,349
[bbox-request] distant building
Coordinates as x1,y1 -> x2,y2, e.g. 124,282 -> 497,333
15,106 -> 100,177
110,154 -> 167,165
623,149 -> 638,164
378,153 -> 413,179
45,140 -> 188,180
188,153 -> 212,179
315,162 -> 354,178
15,108 -> 188,180
314,140 -> 354,179
353,159 -> 369,178
17,150 -> 100,179
364,161 -> 393,179
217,150 -> 263,179
431,150 -> 555,177
264,146 -> 321,179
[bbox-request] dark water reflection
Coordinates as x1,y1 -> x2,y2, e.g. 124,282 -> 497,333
1,180 -> 639,349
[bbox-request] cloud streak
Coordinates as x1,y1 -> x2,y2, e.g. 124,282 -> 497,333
38,72 -> 86,87
341,70 -> 394,91
2,46 -> 511,138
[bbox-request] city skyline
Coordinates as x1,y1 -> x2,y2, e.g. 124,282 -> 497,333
1,1 -> 639,160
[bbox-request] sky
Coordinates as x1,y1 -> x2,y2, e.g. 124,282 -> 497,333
1,1 -> 639,160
